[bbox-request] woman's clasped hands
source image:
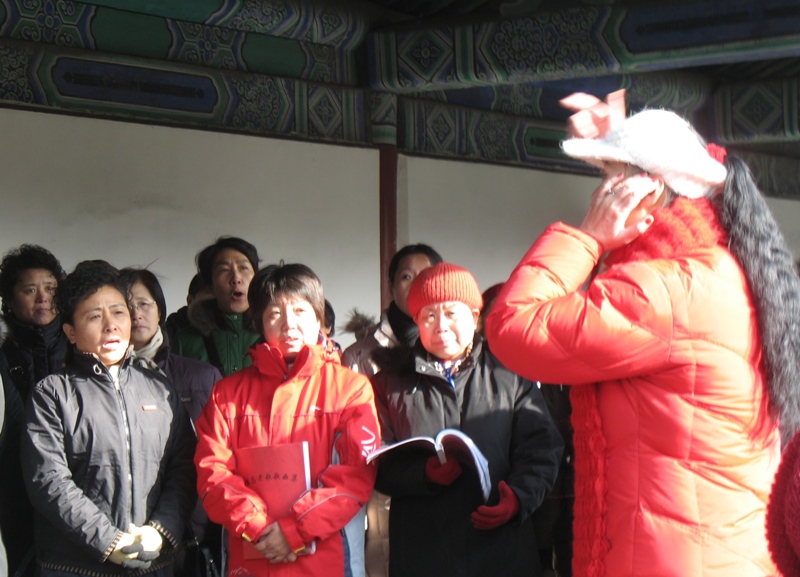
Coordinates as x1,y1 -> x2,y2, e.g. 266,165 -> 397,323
253,522 -> 299,564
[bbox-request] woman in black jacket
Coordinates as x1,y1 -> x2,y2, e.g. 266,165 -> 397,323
0,244 -> 68,577
370,263 -> 563,577
21,260 -> 196,577
120,268 -> 222,423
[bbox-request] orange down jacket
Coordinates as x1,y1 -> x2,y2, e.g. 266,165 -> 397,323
195,341 -> 380,577
486,222 -> 780,577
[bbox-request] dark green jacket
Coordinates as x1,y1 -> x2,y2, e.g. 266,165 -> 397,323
173,299 -> 258,377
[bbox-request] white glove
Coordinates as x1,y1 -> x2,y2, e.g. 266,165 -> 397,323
108,531 -> 154,569
129,523 -> 163,553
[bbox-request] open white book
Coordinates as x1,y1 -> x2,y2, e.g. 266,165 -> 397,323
366,428 -> 491,501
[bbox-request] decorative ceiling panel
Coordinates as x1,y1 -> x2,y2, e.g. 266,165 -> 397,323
0,0 -> 797,197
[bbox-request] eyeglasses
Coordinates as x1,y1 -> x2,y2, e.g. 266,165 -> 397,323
130,300 -> 157,314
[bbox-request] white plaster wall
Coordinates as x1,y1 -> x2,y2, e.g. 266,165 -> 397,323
2,107 -> 800,349
401,155 -> 598,291
765,197 -> 800,258
401,154 -> 800,293
0,107 -> 379,347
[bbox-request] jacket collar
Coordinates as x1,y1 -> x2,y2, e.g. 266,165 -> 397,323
4,313 -> 65,349
604,197 -> 726,267
71,346 -> 134,380
413,335 -> 483,379
187,297 -> 245,336
250,339 -> 339,382
374,310 -> 400,348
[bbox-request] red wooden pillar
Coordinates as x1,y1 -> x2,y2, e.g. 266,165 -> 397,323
379,145 -> 398,311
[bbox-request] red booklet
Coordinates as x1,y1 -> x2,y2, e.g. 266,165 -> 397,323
234,441 -> 314,559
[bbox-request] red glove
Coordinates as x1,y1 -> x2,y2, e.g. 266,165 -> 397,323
424,455 -> 462,486
471,481 -> 519,530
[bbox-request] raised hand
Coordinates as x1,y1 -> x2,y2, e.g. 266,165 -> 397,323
579,171 -> 660,252
560,89 -> 626,139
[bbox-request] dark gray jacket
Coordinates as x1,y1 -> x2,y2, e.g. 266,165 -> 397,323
21,350 -> 196,576
150,334 -> 221,424
371,336 -> 563,577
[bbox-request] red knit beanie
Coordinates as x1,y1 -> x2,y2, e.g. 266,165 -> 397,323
407,263 -> 483,320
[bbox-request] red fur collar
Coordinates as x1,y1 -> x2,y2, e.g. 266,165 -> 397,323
604,197 -> 727,266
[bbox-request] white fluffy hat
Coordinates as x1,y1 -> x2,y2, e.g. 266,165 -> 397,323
561,109 -> 727,199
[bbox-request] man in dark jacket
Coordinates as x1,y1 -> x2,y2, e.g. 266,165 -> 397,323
371,263 -> 563,577
21,260 -> 196,577
173,237 -> 260,377
164,274 -> 208,345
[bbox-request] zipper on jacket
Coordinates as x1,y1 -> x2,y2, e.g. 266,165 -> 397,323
111,369 -> 134,516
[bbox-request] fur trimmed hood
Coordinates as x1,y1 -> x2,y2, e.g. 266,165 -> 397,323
372,342 -> 417,377
343,309 -> 376,342
187,295 -> 230,337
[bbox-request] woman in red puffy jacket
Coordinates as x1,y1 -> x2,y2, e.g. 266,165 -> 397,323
195,263 -> 380,577
486,92 -> 800,577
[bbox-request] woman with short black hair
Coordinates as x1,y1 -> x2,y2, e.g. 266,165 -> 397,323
195,263 -> 379,577
22,260 -> 196,577
120,267 -> 221,423
0,243 -> 68,577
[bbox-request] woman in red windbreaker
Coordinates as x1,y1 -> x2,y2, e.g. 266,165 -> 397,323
486,91 -> 800,577
195,263 -> 380,577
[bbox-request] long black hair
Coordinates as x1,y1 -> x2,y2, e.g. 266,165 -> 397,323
716,154 -> 800,443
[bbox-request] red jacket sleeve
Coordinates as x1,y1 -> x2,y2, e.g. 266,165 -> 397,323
486,222 -> 674,385
194,387 -> 270,543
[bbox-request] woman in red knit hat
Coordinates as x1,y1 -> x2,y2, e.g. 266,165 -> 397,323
370,262 -> 563,577
486,91 -> 800,576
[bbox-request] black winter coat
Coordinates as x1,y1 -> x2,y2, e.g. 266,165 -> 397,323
0,315 -> 68,574
152,336 -> 221,424
21,351 -> 197,576
2,314 -> 68,401
371,336 -> 563,577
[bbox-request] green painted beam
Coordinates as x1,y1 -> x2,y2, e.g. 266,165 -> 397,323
368,1 -> 800,92
734,149 -> 800,200
0,0 -> 354,85
82,0 -> 225,22
714,79 -> 800,144
81,0 -> 386,49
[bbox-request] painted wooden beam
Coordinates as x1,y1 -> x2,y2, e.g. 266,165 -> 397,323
368,0 -> 800,92
0,0 -> 357,85
398,96 -> 593,174
0,37 -> 369,145
409,70 -> 713,120
68,0 -> 386,50
714,79 -> 800,143
734,149 -> 800,200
